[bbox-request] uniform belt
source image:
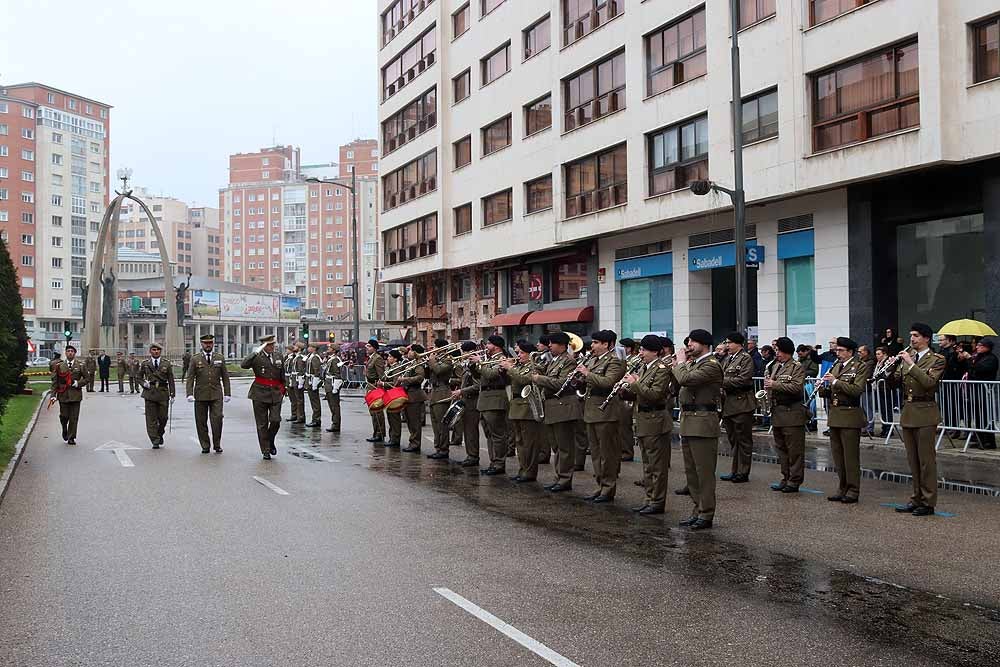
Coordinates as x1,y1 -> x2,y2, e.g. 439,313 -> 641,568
906,396 -> 936,403
638,404 -> 666,413
773,399 -> 799,407
482,384 -> 506,391
254,377 -> 286,394
681,403 -> 717,412
832,397 -> 861,407
589,390 -> 610,398
727,388 -> 753,395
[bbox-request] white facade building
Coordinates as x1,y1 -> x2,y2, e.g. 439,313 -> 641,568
377,0 -> 1000,347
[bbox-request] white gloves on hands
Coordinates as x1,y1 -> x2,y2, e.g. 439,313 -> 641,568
297,378 -> 305,390
187,396 -> 195,403
143,380 -> 151,389
72,380 -> 79,388
224,396 -> 231,404
311,377 -> 320,391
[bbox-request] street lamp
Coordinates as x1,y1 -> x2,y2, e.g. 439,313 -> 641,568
305,171 -> 360,345
690,0 -> 748,337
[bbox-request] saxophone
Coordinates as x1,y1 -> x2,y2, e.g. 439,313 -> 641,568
518,359 -> 546,423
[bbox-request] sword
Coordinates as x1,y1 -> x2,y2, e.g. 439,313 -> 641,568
169,395 -> 174,433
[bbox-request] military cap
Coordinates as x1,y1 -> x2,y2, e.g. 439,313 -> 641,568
549,331 -> 570,346
775,336 -> 796,354
591,329 -> 617,344
367,338 -> 380,348
639,334 -> 663,352
910,322 -> 933,340
258,334 -> 276,344
410,343 -> 425,354
460,340 -> 478,352
485,334 -> 504,349
516,339 -> 534,353
199,334 -> 215,342
725,331 -> 746,345
688,329 -> 713,346
836,336 -> 857,351
148,342 -> 162,351
389,349 -> 404,360
65,344 -> 77,352
434,337 -> 449,348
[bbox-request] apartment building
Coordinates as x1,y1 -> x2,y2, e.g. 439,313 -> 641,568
0,82 -> 110,355
376,0 -> 1000,347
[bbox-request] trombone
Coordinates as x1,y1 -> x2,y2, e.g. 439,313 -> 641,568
382,342 -> 463,379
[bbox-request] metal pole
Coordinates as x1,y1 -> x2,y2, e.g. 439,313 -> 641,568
730,0 -> 748,337
350,169 -> 361,344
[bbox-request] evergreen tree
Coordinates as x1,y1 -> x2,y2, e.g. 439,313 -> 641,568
0,237 -> 28,417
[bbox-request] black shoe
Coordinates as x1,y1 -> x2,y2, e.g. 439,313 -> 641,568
678,516 -> 699,526
780,485 -> 799,494
912,506 -> 935,516
770,481 -> 787,491
719,473 -> 736,481
690,518 -> 713,530
895,503 -> 918,513
214,447 -> 223,453
325,427 -> 339,433
152,443 -> 160,449
510,475 -> 523,482
583,492 -> 602,501
269,444 -> 277,455
822,429 -> 830,436
401,446 -> 420,453
548,483 -> 572,492
631,504 -> 649,512
513,477 -> 536,484
634,480 -> 646,487
591,495 -> 613,504
731,474 -> 750,484
459,458 -> 480,467
201,448 -> 210,454
828,494 -> 845,502
427,452 -> 449,460
287,417 -> 299,423
621,455 -> 634,462
638,505 -> 665,516
262,453 -> 271,460
543,483 -> 558,490
481,467 -> 503,476
674,487 -> 690,496
573,465 -> 585,471
385,441 -> 401,448
306,421 -> 321,428
841,496 -> 858,504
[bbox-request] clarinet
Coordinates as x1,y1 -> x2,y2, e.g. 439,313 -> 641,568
599,358 -> 645,411
555,352 -> 592,397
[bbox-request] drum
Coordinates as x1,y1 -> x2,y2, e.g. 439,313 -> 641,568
365,388 -> 386,412
443,399 -> 465,429
384,386 -> 409,413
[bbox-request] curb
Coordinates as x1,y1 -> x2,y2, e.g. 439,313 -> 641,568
0,394 -> 47,508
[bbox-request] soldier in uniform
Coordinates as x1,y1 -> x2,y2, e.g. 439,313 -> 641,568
241,335 -> 286,460
51,344 -> 86,445
531,332 -> 583,492
323,344 -> 344,433
819,337 -> 870,503
890,322 -> 946,516
578,330 -> 626,503
470,336 -> 511,473
452,341 -> 482,466
380,350 -> 405,447
426,338 -> 456,460
502,340 -> 544,483
399,344 -> 428,453
618,338 -> 639,462
365,339 -> 387,443
303,342 -> 323,427
283,344 -> 300,423
127,353 -> 140,394
720,332 -> 756,483
181,349 -> 192,381
185,334 -> 231,453
116,351 -> 128,393
672,329 -> 724,530
291,342 -> 308,424
766,337 -> 809,493
624,335 -> 674,515
137,342 -> 175,449
84,351 -> 97,392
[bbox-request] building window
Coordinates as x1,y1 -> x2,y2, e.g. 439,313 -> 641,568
564,50 -> 625,132
21,233 -> 33,245
563,0 -> 623,47
812,41 -> 919,152
382,86 -> 437,154
52,299 -> 63,310
382,149 -> 437,211
482,0 -> 505,16
21,171 -> 33,182
454,203 -> 473,235
453,69 -> 471,104
738,0 -> 775,29
51,236 -> 62,247
52,153 -> 63,166
382,25 -> 436,101
383,213 -> 438,266
453,3 -> 470,38
809,0 -> 874,27
524,15 -> 551,60
565,143 -> 627,218
51,194 -> 63,207
482,115 -> 511,156
648,115 -> 708,195
21,149 -> 34,161
974,15 -> 1000,83
742,88 -> 778,144
51,278 -> 63,289
481,42 -> 511,86
52,257 -> 62,269
482,189 -> 512,227
21,256 -> 33,267
454,136 -> 472,169
52,215 -> 62,226
381,0 -> 436,47
646,8 -> 706,97
524,95 -> 552,136
525,175 -> 553,213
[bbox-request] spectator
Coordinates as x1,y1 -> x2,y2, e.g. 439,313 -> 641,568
818,338 -> 838,365
747,338 -> 764,376
858,345 -> 876,436
969,339 -> 998,449
939,334 -> 968,435
714,343 -> 728,361
880,328 -> 903,356
797,345 -> 819,377
760,344 -> 775,369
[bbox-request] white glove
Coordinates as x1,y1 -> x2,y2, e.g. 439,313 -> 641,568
170,397 -> 175,404
72,380 -> 79,388
311,377 -> 320,391
297,378 -> 304,390
187,395 -> 195,403
143,380 -> 151,389
224,396 -> 231,404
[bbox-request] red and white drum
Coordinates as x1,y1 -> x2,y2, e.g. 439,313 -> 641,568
383,386 -> 409,413
365,388 -> 386,412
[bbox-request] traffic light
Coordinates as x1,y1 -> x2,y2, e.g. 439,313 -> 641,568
63,320 -> 72,342
300,323 -> 309,341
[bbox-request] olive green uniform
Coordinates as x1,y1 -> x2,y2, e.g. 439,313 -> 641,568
507,360 -> 543,480
292,352 -> 308,423
767,358 -> 809,489
672,354 -> 724,521
398,364 -> 427,450
116,356 -> 128,392
283,353 -> 299,422
721,349 -> 756,478
185,349 -> 231,452
323,355 -> 343,431
242,349 -> 286,455
181,351 -> 192,381
138,356 -> 175,447
383,374 -> 404,445
891,350 -> 946,508
628,359 -> 675,509
51,358 -> 86,443
427,356 -> 455,454
475,361 -> 511,470
128,357 -> 140,393
819,355 -> 870,500
533,352 -> 583,487
582,352 -> 626,499
619,354 -> 640,460
84,355 -> 97,392
304,352 -> 323,424
366,353 -> 387,440
455,364 -> 482,460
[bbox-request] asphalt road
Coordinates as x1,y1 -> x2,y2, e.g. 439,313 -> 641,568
1,383 -> 999,666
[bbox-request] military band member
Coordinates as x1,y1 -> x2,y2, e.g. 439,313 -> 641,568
138,342 -> 175,449
572,342 -> 590,471
501,340 -> 543,483
767,337 -> 809,493
379,350 -> 405,447
618,337 -> 639,462
365,339 -> 387,443
624,335 -> 674,515
185,334 -> 231,453
399,344 -> 428,453
891,323 -> 946,516
242,335 -> 286,460
116,351 -> 128,393
284,345 -> 300,423
128,353 -> 140,394
426,338 -> 456,459
323,344 -> 344,433
535,335 -> 554,465
51,344 -> 86,445
452,341 -> 482,466
84,350 -> 97,392
531,332 -> 582,492
471,335 -> 511,474
672,330 -> 724,530
303,342 -> 323,427
578,330 -> 626,503
720,332 -> 756,483
291,342 -> 308,424
819,337 -> 870,503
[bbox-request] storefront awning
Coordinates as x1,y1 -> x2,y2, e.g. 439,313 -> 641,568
524,306 -> 594,325
490,311 -> 532,326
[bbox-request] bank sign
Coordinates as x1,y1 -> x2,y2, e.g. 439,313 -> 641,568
688,242 -> 764,272
614,252 -> 673,281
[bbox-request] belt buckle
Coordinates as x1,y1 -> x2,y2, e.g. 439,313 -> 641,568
832,399 -> 839,407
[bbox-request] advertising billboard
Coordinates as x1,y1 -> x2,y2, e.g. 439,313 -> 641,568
280,296 -> 302,321
192,290 -> 221,317
220,293 -> 279,320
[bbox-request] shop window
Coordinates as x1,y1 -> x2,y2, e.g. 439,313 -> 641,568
564,50 -> 625,132
973,15 -> 1000,83
784,256 -> 815,328
510,268 -> 530,304
564,143 -> 627,218
648,115 -> 708,195
552,254 -> 588,300
621,276 -> 673,341
645,7 -> 706,97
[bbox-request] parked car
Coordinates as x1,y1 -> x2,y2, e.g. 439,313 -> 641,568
28,357 -> 52,368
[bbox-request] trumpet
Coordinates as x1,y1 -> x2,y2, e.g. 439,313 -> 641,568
755,388 -> 771,416
599,358 -> 645,411
872,347 -> 913,381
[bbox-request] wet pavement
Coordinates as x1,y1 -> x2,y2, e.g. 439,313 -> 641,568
1,384 -> 999,666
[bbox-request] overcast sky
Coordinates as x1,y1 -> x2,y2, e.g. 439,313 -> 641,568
0,0 -> 377,206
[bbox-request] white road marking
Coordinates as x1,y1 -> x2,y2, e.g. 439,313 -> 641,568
94,441 -> 141,468
113,449 -> 135,467
253,476 -> 290,495
433,588 -> 581,667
